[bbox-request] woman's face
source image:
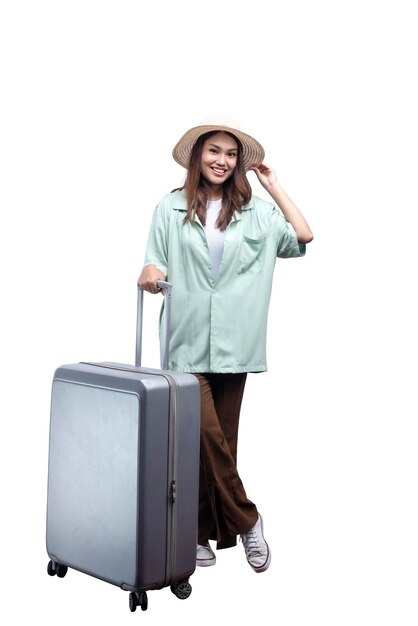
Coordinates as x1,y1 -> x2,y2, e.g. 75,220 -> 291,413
200,132 -> 238,188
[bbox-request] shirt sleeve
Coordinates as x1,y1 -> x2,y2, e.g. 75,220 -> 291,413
143,201 -> 169,276
273,210 -> 306,258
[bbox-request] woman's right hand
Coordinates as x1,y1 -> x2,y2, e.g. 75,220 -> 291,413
137,264 -> 166,294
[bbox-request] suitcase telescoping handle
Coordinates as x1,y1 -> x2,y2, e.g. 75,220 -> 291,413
136,281 -> 172,370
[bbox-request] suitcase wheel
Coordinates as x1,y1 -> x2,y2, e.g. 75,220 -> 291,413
129,591 -> 148,612
170,579 -> 192,600
47,560 -> 55,577
47,560 -> 68,579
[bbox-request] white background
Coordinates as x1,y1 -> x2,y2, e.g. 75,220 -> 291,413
1,1 -> 417,624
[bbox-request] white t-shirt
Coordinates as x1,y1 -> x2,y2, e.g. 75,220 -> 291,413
204,199 -> 225,281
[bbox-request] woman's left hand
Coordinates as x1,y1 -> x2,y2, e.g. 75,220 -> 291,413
249,163 -> 278,189
250,163 -> 314,244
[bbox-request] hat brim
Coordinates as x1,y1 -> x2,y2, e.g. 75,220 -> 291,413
172,125 -> 265,171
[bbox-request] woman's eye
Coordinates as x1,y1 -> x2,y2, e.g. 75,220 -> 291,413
228,153 -> 237,158
209,148 -> 218,154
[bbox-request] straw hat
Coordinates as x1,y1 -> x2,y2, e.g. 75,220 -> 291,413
172,123 -> 265,171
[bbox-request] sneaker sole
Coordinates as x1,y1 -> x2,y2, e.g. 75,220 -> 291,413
196,557 -> 216,567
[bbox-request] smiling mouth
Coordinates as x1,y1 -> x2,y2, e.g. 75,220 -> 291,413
211,167 -> 227,176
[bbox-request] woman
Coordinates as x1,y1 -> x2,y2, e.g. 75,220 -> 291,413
138,123 -> 313,573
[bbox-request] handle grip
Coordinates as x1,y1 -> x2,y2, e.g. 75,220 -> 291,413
136,281 -> 172,370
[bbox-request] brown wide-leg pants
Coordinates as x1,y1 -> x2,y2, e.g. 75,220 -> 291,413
195,373 -> 259,549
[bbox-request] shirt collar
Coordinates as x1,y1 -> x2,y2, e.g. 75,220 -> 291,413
171,189 -> 254,217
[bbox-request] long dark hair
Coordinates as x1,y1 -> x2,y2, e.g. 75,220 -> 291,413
181,131 -> 252,231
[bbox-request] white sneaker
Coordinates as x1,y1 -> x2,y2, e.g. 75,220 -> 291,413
240,514 -> 271,573
196,543 -> 216,567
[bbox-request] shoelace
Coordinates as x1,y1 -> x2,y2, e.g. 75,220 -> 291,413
241,528 -> 262,555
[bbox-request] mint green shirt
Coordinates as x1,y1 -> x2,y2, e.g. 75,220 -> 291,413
144,189 -> 306,373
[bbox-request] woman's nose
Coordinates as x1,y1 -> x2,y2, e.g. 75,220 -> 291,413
216,153 -> 226,165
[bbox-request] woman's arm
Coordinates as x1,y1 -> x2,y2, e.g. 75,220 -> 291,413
250,164 -> 314,244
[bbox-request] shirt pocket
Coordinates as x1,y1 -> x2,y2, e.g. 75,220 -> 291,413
236,235 -> 266,275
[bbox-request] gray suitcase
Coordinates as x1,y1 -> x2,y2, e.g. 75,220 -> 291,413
46,282 -> 200,612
